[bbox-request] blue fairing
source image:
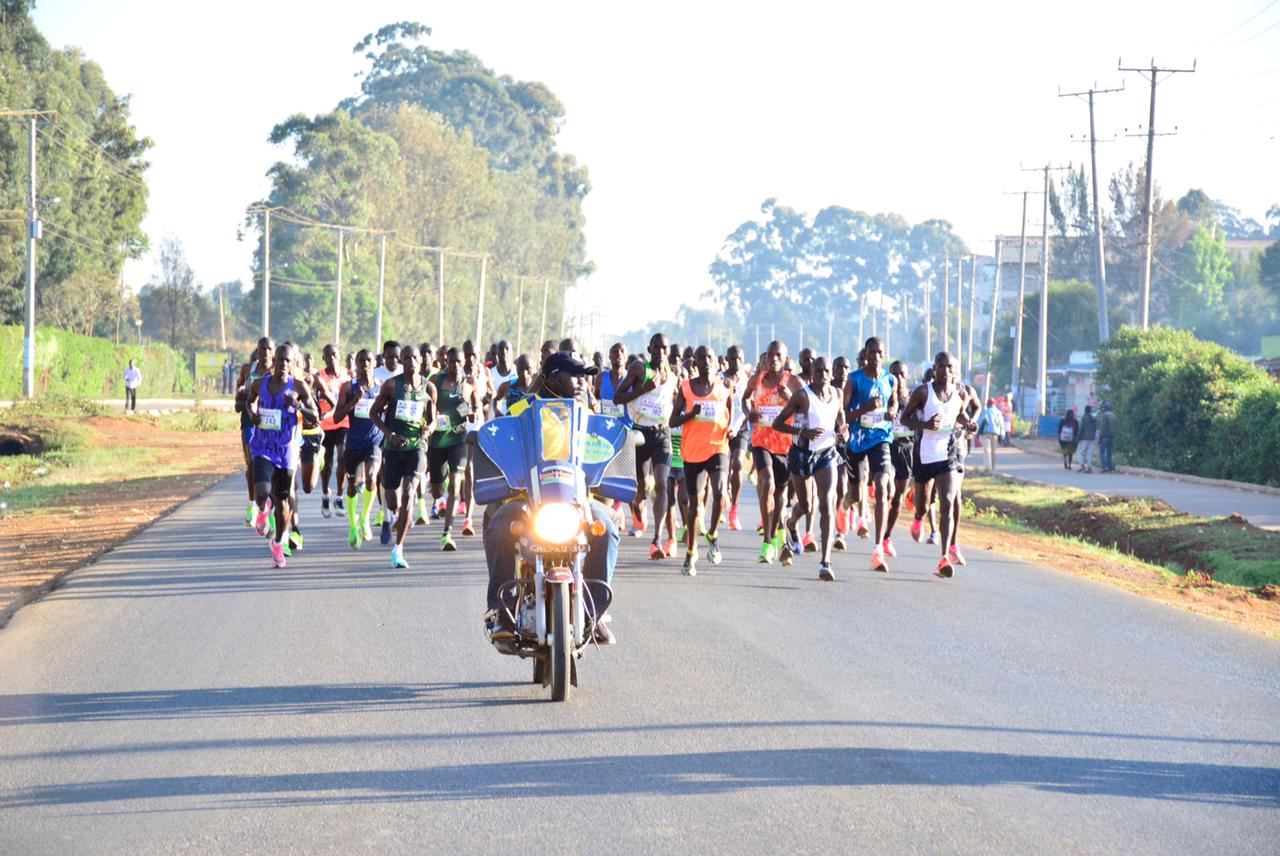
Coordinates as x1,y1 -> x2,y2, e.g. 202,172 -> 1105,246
473,398 -> 637,505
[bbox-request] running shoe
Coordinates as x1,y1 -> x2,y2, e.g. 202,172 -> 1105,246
802,532 -> 816,553
270,540 -> 287,568
649,542 -> 665,561
461,518 -> 475,537
632,511 -> 645,534
833,534 -> 847,551
682,551 -> 697,577
430,502 -> 440,521
676,525 -> 686,543
856,516 -> 870,539
756,524 -> 765,535
758,541 -> 776,564
391,546 -> 409,569
948,544 -> 967,566
818,562 -> 835,582
362,519 -> 374,543
882,537 -> 898,558
664,537 -> 678,558
835,508 -> 848,536
348,520 -> 361,550
780,540 -> 799,567
870,546 -> 889,573
934,556 -> 954,579
706,533 -> 722,565
321,495 -> 332,519
927,531 -> 938,545
415,498 -> 428,526
910,518 -> 924,543
334,495 -> 346,516
254,500 -> 273,537
380,519 -> 392,545
728,505 -> 742,531
288,530 -> 303,552
375,507 -> 385,526
457,500 -> 469,519
441,533 -> 458,552
244,500 -> 254,527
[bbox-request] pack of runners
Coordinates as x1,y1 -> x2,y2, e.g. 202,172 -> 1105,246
234,334 -> 981,581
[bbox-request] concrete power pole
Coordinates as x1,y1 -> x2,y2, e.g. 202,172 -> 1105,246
475,254 -> 488,347
1011,191 -> 1030,405
1038,167 -> 1052,417
966,254 -> 978,379
942,251 -> 951,354
982,237 -> 1004,404
436,249 -> 446,345
333,229 -> 344,347
23,116 -> 38,398
1120,58 -> 1195,329
540,278 -> 550,349
218,285 -> 226,350
1060,82 -> 1123,342
261,208 -> 271,337
515,276 -> 525,356
375,234 -> 386,347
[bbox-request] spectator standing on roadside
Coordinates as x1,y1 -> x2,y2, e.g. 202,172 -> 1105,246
1076,405 -> 1097,473
1057,409 -> 1079,470
123,359 -> 142,412
1097,401 -> 1117,472
976,397 -> 1005,472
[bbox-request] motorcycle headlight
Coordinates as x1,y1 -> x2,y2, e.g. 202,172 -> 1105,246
533,503 -> 582,544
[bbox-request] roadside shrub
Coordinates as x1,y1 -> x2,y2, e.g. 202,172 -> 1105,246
0,325 -> 194,399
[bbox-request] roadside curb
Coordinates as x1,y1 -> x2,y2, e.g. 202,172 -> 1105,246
1012,440 -> 1280,498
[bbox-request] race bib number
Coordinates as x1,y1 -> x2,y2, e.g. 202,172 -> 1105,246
695,401 -> 721,423
860,408 -> 888,430
637,396 -> 669,422
892,422 -> 912,439
601,401 -> 624,417
353,398 -> 373,419
258,408 -> 282,432
434,413 -> 452,433
758,405 -> 783,424
395,398 -> 424,425
938,422 -> 956,434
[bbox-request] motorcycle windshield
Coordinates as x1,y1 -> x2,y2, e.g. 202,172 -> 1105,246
538,400 -> 577,463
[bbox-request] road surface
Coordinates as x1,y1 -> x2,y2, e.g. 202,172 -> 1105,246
988,443 -> 1280,530
0,477 -> 1277,853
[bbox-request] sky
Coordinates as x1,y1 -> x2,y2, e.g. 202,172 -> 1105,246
31,0 -> 1280,339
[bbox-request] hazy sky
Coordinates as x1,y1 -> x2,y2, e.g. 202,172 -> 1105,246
32,0 -> 1280,335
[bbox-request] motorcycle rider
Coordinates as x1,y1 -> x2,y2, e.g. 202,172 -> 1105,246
482,351 -> 620,645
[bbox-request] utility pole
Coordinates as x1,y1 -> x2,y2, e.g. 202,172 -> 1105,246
982,237 -> 1004,403
475,254 -> 488,346
218,284 -> 226,350
515,275 -> 525,355
1011,191 -> 1030,405
261,208 -> 271,337
436,249 -> 446,345
966,254 -> 978,379
23,116 -> 37,398
923,282 -> 933,364
1060,82 -> 1123,342
942,250 -> 951,354
1020,163 -> 1068,416
954,260 -> 964,374
1120,58 -> 1196,328
333,229 -> 344,347
375,234 -> 386,348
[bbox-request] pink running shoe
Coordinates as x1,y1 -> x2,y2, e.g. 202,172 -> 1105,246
870,546 -> 889,573
835,508 -> 849,535
728,505 -> 743,531
254,499 -> 273,537
948,544 -> 967,566
801,532 -> 817,553
934,556 -> 955,579
856,516 -> 870,539
270,540 -> 287,568
664,537 -> 678,558
882,537 -> 898,558
910,518 -> 924,543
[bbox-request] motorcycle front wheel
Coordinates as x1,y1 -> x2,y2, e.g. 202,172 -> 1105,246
549,580 -> 572,702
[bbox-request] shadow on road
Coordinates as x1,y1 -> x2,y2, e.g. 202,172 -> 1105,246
0,745 -> 1275,810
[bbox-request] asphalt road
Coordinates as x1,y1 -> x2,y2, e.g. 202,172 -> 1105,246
986,444 -> 1280,530
0,477 -> 1277,853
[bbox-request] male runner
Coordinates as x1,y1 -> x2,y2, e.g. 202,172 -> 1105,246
496,354 -> 536,413
844,337 -> 897,572
741,340 -> 794,563
899,351 -> 978,578
429,347 -> 482,549
489,340 -> 517,410
596,342 -> 628,419
312,344 -> 349,517
829,355 -> 852,549
881,359 -> 915,559
369,345 -> 436,569
613,333 -> 676,558
332,348 -> 384,548
235,338 -> 274,525
772,356 -> 845,580
670,345 -> 733,575
722,345 -> 750,531
371,340 -> 402,543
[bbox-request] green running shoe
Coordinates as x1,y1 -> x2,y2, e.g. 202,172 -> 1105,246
289,530 -> 303,552
244,500 -> 254,527
441,533 -> 458,552
348,520 -> 362,550
758,541 -> 775,564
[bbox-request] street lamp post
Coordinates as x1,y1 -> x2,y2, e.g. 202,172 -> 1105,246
135,317 -> 142,347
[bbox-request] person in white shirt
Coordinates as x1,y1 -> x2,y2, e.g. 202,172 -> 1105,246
123,360 -> 142,412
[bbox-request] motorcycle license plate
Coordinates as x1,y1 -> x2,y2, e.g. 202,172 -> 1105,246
530,541 -> 588,554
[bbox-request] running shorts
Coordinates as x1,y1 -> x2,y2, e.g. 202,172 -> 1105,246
382,447 -> 427,489
342,444 -> 382,474
300,432 -> 322,464
845,441 -> 893,476
322,427 -> 346,453
252,455 -> 295,487
728,429 -> 750,458
751,446 -> 788,485
241,426 -> 254,449
428,443 -> 467,486
788,445 -> 840,479
635,424 -> 673,470
914,457 -> 963,484
890,439 -> 914,482
682,452 -> 727,494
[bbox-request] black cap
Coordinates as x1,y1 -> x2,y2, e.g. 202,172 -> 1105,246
545,351 -> 599,377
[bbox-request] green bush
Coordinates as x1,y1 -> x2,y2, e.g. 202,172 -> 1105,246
1096,326 -> 1280,486
0,325 -> 194,399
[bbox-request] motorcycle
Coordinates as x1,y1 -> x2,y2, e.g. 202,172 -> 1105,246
470,397 -> 637,701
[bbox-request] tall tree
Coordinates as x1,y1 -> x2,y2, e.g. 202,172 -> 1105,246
144,237 -> 198,349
